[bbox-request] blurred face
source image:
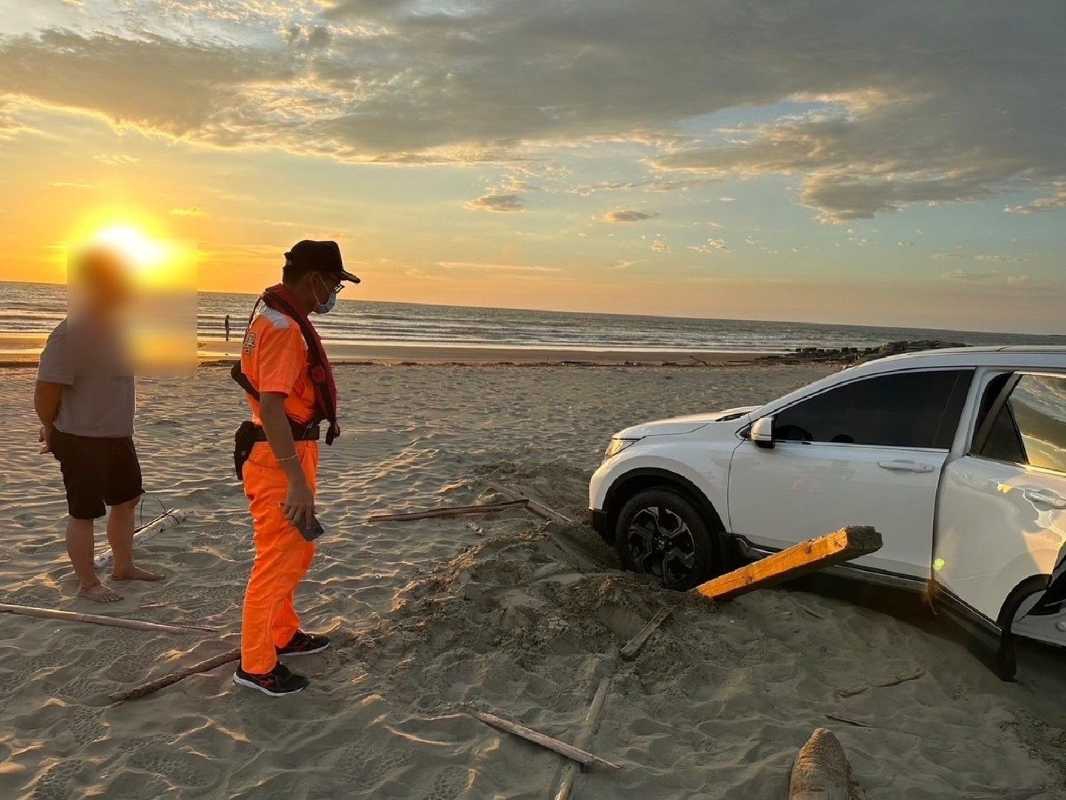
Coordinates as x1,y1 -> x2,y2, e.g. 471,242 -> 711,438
69,248 -> 132,320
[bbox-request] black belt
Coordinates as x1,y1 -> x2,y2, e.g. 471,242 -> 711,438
250,420 -> 321,442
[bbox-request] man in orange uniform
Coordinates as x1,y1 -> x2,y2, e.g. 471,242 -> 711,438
232,240 -> 359,696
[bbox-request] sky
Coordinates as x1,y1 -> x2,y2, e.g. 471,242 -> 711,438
0,0 -> 1063,333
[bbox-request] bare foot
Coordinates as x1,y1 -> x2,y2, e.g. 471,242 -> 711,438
112,565 -> 164,582
79,583 -> 123,603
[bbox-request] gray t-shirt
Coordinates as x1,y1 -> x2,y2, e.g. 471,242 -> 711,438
37,319 -> 136,438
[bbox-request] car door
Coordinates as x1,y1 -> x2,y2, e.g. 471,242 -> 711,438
935,371 -> 1066,640
728,369 -> 974,578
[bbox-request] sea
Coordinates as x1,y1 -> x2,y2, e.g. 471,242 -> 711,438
2,280 -> 1063,355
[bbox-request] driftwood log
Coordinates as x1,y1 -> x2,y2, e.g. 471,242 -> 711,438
367,499 -> 530,522
0,603 -> 215,634
552,676 -> 613,800
470,710 -> 622,770
788,728 -> 864,799
110,648 -> 241,703
695,526 -> 882,601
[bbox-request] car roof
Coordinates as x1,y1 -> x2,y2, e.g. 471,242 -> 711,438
754,346 -> 1066,418
854,345 -> 1066,372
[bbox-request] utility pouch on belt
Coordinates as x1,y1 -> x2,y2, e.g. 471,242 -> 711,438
234,420 -> 260,480
233,420 -> 322,480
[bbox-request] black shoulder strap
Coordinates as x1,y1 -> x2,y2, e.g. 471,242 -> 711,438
231,360 -> 260,401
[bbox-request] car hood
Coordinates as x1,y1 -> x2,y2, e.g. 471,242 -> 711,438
616,405 -> 760,438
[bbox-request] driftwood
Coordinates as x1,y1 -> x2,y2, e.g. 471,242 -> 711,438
0,602 -> 215,634
485,482 -> 577,525
552,676 -> 613,800
94,508 -> 187,569
368,499 -> 530,522
620,607 -> 671,661
470,710 -> 622,770
110,648 -> 241,703
788,728 -> 864,799
694,526 -> 882,601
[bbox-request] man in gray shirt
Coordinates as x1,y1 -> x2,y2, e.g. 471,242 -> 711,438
35,247 -> 162,602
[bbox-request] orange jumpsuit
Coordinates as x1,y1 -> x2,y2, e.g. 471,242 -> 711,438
239,307 -> 320,675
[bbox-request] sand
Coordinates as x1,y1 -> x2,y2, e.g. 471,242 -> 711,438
1,363 -> 1065,799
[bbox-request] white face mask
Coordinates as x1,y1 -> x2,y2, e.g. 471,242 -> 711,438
312,275 -> 338,314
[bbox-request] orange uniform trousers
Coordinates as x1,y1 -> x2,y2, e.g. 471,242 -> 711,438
240,440 -> 318,674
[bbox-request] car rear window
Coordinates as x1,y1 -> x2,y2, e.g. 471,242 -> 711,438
774,369 -> 973,448
979,374 -> 1066,474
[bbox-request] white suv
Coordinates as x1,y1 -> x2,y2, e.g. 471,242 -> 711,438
588,347 -> 1066,653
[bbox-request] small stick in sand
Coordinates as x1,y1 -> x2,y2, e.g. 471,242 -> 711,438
619,607 -> 671,661
824,714 -> 873,729
94,508 -> 187,570
788,727 -> 864,799
0,602 -> 216,634
836,668 -> 925,699
367,499 -> 529,522
470,710 -> 622,771
110,648 -> 241,703
552,676 -> 613,800
485,482 -> 576,525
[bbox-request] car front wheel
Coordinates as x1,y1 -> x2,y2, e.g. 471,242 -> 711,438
615,488 -> 716,590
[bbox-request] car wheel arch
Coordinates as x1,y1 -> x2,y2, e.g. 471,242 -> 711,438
603,468 -> 727,556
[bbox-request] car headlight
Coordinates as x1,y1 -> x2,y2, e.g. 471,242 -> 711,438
603,437 -> 642,462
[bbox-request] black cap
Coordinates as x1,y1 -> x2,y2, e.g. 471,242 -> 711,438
284,240 -> 360,284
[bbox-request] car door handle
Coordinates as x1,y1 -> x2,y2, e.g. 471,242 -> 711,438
877,459 -> 935,474
1023,488 -> 1066,509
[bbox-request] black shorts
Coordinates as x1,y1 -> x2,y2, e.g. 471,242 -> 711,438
51,430 -> 143,520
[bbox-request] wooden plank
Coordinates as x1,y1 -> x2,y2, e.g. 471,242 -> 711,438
693,526 -> 881,601
0,603 -> 215,634
470,710 -> 623,771
620,608 -> 671,661
367,499 -> 529,522
94,508 -> 187,569
552,676 -> 613,800
110,648 -> 241,703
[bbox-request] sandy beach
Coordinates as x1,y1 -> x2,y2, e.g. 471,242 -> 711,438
2,363 -> 1065,799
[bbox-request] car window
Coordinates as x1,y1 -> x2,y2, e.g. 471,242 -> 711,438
774,369 -> 973,448
979,374 -> 1066,474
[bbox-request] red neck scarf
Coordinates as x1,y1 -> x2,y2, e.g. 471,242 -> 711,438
261,283 -> 339,444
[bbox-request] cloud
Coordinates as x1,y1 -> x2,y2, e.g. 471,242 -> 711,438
464,193 -> 525,213
437,261 -> 560,273
1005,183 -> 1066,214
601,210 -> 656,223
942,269 -> 1034,288
170,207 -> 204,217
0,1 -> 1062,222
649,238 -> 670,254
688,238 -> 730,255
94,153 -> 140,166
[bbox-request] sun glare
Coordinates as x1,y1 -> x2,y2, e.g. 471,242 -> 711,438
91,224 -> 168,270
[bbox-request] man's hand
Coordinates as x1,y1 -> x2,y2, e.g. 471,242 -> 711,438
283,476 -> 315,531
38,425 -> 53,454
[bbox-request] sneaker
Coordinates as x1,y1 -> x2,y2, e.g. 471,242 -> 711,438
277,631 -> 330,658
232,662 -> 309,696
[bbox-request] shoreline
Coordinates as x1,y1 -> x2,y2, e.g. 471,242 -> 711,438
0,335 -> 775,368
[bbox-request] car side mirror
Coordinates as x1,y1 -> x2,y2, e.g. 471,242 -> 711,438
751,415 -> 775,449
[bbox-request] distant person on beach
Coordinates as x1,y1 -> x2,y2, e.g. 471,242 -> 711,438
34,247 -> 162,603
230,240 -> 359,696
224,314 -> 231,342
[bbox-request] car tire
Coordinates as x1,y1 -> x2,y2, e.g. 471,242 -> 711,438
614,488 -> 716,590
